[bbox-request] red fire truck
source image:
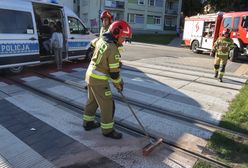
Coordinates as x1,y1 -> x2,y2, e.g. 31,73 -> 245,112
183,12 -> 248,61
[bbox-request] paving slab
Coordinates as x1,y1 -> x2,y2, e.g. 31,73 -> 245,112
21,76 -> 43,82
122,60 -> 248,83
0,125 -> 55,168
50,71 -> 69,76
50,73 -> 80,81
0,154 -> 13,168
181,83 -> 239,102
6,91 -> 197,168
1,99 -> 122,168
0,82 -> 8,87
72,68 -> 86,72
47,85 -> 83,101
23,78 -> 59,89
122,73 -> 190,90
122,68 -> 199,81
152,98 -> 222,124
122,63 -> 245,89
0,85 -> 25,95
46,72 -> 230,123
0,91 -> 8,100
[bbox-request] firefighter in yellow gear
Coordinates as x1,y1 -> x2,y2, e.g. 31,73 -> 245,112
83,20 -> 132,139
211,28 -> 235,82
90,10 -> 123,69
89,10 -> 113,61
100,10 -> 112,37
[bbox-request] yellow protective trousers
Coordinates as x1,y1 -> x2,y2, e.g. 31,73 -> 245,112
214,56 -> 228,78
83,83 -> 115,134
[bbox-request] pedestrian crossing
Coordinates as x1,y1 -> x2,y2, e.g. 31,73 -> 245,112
0,60 -> 247,168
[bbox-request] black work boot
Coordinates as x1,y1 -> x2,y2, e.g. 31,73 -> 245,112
219,77 -> 223,82
103,130 -> 122,139
214,71 -> 218,78
83,121 -> 100,131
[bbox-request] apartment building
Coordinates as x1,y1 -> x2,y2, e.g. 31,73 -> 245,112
60,0 -> 182,33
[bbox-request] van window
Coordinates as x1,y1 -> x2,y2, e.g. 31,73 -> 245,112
68,17 -> 87,35
0,9 -> 34,34
233,17 -> 240,31
223,17 -> 232,29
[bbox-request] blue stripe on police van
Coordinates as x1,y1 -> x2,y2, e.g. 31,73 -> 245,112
0,43 -> 39,55
68,41 -> 90,48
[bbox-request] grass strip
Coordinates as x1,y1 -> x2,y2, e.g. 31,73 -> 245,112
194,82 -> 248,168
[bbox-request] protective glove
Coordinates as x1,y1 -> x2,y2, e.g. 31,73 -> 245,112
210,50 -> 215,57
90,38 -> 98,48
118,46 -> 125,53
114,79 -> 124,92
119,61 -> 122,68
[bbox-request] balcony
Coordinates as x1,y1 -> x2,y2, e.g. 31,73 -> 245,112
105,0 -> 125,9
164,9 -> 178,16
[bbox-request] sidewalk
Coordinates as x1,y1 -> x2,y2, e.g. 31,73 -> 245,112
167,37 -> 182,47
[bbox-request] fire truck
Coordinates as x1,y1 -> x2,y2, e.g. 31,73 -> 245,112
183,12 -> 248,61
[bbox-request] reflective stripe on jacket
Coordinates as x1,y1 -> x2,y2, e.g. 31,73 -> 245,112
85,38 -> 122,85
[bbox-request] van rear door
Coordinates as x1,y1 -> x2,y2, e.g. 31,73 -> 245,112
0,2 -> 40,69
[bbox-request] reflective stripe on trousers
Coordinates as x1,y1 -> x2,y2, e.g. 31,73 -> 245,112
101,122 -> 114,129
86,69 -> 109,80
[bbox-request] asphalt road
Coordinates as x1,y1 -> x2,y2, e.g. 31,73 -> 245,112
122,43 -> 248,75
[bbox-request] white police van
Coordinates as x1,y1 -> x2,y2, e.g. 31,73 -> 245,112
0,0 -> 95,73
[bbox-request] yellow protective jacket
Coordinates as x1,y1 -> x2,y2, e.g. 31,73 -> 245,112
90,26 -> 110,48
85,37 -> 122,86
213,37 -> 235,59
100,26 -> 109,38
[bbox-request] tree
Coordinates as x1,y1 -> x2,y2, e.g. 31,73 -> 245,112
205,0 -> 248,12
182,0 -> 203,17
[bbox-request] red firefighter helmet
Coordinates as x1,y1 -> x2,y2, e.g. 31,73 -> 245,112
222,28 -> 231,36
100,10 -> 113,22
109,20 -> 132,39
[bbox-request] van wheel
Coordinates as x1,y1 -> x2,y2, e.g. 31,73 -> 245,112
191,41 -> 200,53
229,46 -> 239,62
8,66 -> 24,74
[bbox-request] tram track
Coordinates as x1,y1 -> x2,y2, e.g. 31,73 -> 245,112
6,75 -> 231,168
30,70 -> 248,140
121,66 -> 242,91
122,60 -> 247,81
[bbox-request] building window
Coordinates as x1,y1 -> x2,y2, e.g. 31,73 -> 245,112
136,14 -> 144,23
169,1 -> 173,9
147,15 -> 161,25
155,0 -> 163,7
81,0 -> 88,7
138,0 -> 145,5
128,13 -> 144,24
148,0 -> 155,6
154,16 -> 161,24
128,14 -> 135,23
165,18 -> 172,26
82,13 -> 88,24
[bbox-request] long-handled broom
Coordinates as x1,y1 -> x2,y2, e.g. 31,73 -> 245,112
119,91 -> 163,156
